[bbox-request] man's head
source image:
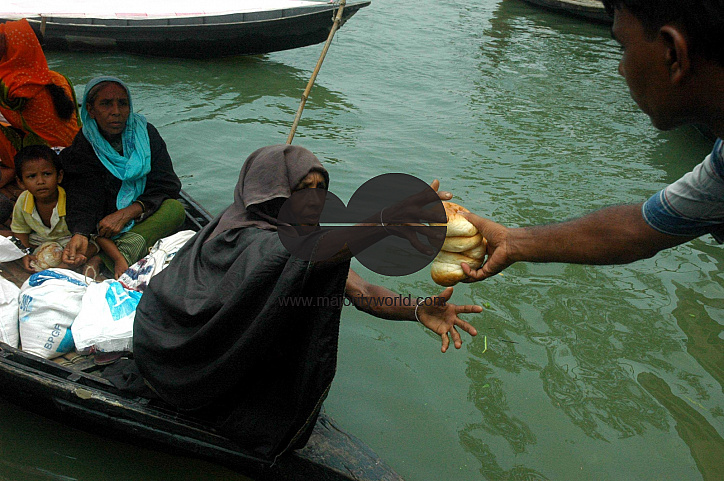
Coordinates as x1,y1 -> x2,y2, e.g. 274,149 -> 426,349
601,1 -> 724,66
603,0 -> 724,132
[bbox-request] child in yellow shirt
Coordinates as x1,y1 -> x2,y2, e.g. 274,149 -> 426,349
10,145 -> 72,272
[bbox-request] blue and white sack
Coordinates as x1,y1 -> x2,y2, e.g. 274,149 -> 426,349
0,277 -> 20,348
18,269 -> 88,359
71,280 -> 142,354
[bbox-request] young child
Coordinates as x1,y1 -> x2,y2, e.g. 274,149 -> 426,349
10,145 -> 72,272
9,145 -> 125,277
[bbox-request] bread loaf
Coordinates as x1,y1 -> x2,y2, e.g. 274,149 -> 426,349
431,202 -> 478,237
442,233 -> 483,252
430,202 -> 486,286
430,251 -> 483,287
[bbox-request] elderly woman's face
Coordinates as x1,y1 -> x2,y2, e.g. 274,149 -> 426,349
87,82 -> 130,138
294,171 -> 327,192
287,171 -> 327,226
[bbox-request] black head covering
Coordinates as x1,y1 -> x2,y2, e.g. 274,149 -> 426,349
208,144 -> 329,238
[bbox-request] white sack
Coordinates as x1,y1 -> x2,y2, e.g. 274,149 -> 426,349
0,236 -> 27,262
72,280 -> 142,353
19,269 -> 88,359
0,277 -> 21,348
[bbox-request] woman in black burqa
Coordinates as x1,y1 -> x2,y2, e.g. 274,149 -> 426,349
132,144 -> 480,459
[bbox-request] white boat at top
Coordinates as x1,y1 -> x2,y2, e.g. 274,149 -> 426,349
0,0 -> 371,58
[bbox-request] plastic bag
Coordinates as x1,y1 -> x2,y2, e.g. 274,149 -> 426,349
71,280 -> 142,354
0,235 -> 29,262
119,230 -> 195,292
0,277 -> 20,348
18,269 -> 88,359
30,241 -> 64,271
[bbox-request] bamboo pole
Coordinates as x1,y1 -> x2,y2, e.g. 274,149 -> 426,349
40,15 -> 47,37
286,0 -> 346,144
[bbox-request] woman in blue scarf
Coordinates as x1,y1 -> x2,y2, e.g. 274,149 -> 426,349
60,76 -> 184,278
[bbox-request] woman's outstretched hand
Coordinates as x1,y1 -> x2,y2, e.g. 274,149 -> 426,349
417,287 -> 481,352
380,179 -> 452,256
430,179 -> 452,202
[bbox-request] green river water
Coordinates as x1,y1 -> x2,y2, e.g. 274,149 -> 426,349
1,1 -> 722,480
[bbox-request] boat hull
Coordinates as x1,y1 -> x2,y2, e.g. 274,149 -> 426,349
1,2 -> 371,58
0,341 -> 403,481
519,0 -> 611,24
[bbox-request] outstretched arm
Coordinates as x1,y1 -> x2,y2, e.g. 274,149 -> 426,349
461,203 -> 695,281
344,269 -> 480,352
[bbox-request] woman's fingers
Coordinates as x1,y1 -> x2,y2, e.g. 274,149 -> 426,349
436,286 -> 454,303
450,327 -> 463,349
460,318 -> 478,336
452,303 -> 482,314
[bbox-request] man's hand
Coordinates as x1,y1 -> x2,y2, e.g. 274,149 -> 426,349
430,179 -> 452,202
460,212 -> 513,281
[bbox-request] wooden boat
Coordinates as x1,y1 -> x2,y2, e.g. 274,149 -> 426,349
0,189 -> 404,481
0,1 -> 372,58
519,0 -> 611,24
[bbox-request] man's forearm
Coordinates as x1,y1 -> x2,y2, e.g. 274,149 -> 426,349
508,204 -> 692,265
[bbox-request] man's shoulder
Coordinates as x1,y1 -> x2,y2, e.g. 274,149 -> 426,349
11,191 -> 33,225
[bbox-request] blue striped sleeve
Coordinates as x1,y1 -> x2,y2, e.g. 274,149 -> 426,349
642,139 -> 724,243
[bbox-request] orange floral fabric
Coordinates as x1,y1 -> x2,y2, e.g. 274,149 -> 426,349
0,19 -> 80,168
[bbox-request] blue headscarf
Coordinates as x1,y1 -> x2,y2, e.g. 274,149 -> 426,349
80,76 -> 151,235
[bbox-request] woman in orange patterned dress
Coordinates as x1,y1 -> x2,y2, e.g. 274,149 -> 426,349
0,18 -> 80,220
